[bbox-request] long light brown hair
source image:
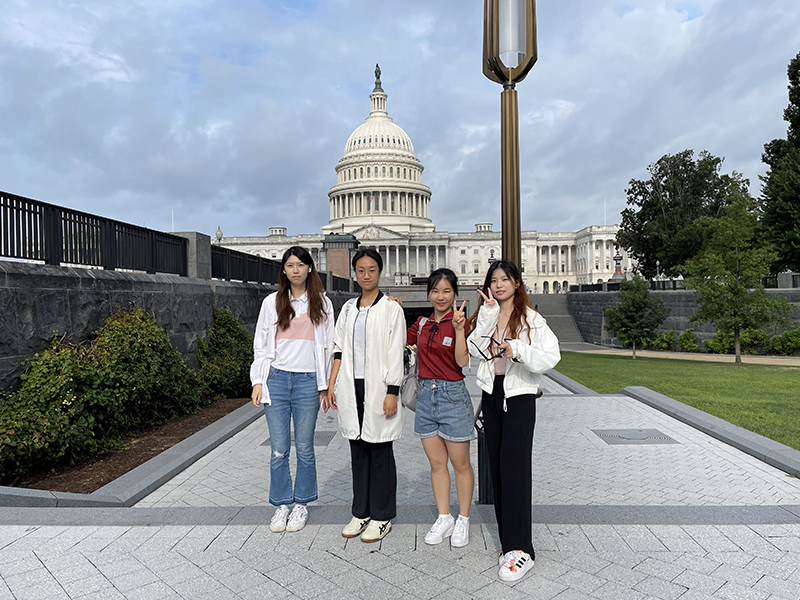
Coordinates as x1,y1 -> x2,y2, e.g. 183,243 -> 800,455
466,260 -> 533,342
276,246 -> 327,330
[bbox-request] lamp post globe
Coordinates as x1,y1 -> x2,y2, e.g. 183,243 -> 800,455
483,0 -> 537,270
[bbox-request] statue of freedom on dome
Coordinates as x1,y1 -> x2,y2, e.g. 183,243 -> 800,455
375,64 -> 381,85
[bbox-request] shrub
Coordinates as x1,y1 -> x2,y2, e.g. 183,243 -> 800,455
767,329 -> 800,356
703,329 -> 770,355
678,329 -> 700,353
196,306 -> 254,400
0,305 -> 204,483
651,331 -> 676,351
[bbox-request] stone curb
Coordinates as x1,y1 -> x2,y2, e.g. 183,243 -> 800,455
0,402 -> 262,508
622,385 -> 800,479
546,369 -> 599,395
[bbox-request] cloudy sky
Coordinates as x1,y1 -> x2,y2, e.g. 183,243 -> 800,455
1,0 -> 798,239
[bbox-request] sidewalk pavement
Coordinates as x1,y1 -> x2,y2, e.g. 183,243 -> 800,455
2,366 -> 800,599
560,342 -> 800,367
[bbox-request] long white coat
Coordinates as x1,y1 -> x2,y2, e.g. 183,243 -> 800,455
333,294 -> 406,443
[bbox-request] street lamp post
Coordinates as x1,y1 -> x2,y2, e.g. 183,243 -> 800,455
483,0 -> 537,268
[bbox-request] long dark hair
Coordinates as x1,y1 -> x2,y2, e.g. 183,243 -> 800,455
276,246 -> 327,330
427,268 -> 459,296
466,260 -> 532,341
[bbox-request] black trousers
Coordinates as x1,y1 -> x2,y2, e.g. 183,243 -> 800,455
349,379 -> 397,521
482,375 -> 537,556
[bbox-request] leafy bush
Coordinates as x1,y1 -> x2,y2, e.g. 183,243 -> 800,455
766,329 -> 800,356
651,331 -> 676,351
196,306 -> 254,400
678,329 -> 700,353
703,329 -> 770,355
0,305 -> 204,483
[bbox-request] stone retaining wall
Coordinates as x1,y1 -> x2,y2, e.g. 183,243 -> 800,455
0,261 -> 354,389
566,289 -> 800,348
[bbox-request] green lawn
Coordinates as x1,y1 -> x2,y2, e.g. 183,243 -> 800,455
556,351 -> 800,451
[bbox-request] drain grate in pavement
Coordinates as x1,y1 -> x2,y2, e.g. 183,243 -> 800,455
261,431 -> 337,447
592,429 -> 678,445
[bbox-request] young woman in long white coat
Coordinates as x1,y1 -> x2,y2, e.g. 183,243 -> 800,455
326,248 -> 406,543
466,260 -> 561,582
250,246 -> 334,534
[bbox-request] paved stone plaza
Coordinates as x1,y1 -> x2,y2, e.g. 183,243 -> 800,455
2,369 -> 800,599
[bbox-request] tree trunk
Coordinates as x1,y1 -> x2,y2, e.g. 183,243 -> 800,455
734,328 -> 742,365
632,340 -> 637,360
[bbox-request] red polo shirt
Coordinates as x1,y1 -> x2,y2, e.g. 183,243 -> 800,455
407,312 -> 465,381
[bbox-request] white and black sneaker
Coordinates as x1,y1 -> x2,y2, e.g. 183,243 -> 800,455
361,519 -> 392,543
342,516 -> 370,538
499,550 -> 534,582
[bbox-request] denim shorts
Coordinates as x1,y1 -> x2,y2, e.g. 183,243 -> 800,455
415,378 -> 475,442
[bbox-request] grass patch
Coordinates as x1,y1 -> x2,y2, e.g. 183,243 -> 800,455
556,352 -> 800,452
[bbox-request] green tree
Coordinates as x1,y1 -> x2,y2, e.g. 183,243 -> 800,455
604,276 -> 671,359
760,51 -> 800,272
681,189 -> 792,364
616,150 -> 748,278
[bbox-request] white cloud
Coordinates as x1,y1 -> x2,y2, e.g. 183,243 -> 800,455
0,0 -> 797,240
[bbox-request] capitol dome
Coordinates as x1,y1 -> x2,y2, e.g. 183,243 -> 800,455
323,66 -> 434,235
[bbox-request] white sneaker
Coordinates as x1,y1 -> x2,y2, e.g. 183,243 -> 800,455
342,516 -> 370,538
499,550 -> 534,582
424,514 -> 455,545
451,516 -> 469,547
361,519 -> 392,543
286,504 -> 308,532
269,505 -> 290,533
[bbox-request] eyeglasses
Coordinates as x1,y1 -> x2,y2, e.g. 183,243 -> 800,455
469,335 -> 511,361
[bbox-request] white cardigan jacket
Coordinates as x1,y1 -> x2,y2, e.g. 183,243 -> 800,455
249,291 -> 335,404
467,302 -> 561,407
333,293 -> 406,443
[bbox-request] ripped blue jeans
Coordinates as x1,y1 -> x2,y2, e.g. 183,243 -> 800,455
264,367 -> 320,506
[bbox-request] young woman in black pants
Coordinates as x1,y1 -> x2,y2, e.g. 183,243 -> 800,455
466,260 -> 561,582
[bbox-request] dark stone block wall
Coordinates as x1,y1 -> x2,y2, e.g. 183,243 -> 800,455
567,289 -> 800,348
0,262 -> 355,390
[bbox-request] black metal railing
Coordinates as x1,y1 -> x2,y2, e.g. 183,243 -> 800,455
210,245 -> 281,284
649,279 -> 684,291
761,275 -> 778,289
1,190 -> 187,275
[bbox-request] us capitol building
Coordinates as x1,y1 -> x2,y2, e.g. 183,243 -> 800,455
220,67 -> 630,293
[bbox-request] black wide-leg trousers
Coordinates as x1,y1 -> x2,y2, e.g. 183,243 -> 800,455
349,379 -> 397,521
482,374 -> 537,557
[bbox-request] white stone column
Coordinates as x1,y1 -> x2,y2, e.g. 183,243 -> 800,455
394,245 -> 400,274
567,245 -> 571,274
424,246 -> 429,274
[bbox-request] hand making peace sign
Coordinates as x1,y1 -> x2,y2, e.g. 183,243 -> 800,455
452,300 -> 467,331
477,287 -> 496,306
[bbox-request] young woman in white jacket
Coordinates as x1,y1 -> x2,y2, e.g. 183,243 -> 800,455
250,246 -> 334,534
326,248 -> 406,543
466,260 -> 561,582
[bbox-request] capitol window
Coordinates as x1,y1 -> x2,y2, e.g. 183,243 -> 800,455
382,166 -> 386,177
390,167 -> 393,177
460,249 -> 466,255
367,167 -> 371,177
473,263 -> 480,273
460,264 -> 466,273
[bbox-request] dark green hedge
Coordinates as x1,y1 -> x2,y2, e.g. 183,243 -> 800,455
0,305 -> 207,483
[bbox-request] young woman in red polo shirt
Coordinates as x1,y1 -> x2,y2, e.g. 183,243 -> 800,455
407,268 -> 474,547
